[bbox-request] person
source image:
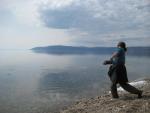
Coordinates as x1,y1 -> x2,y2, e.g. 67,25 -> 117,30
103,42 -> 142,99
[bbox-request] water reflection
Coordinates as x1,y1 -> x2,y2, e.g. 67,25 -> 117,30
0,50 -> 150,113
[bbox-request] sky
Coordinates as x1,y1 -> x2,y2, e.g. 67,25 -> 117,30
0,0 -> 150,49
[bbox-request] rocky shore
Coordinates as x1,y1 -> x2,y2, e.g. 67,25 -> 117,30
60,78 -> 150,113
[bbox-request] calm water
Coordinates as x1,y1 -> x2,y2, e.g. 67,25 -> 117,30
0,50 -> 150,113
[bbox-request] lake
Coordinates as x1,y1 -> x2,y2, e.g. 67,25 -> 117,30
0,50 -> 150,113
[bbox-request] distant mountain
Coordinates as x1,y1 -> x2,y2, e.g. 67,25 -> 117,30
31,45 -> 150,56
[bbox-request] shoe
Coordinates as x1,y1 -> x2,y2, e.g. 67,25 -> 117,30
112,96 -> 119,99
111,97 -> 119,101
138,91 -> 143,99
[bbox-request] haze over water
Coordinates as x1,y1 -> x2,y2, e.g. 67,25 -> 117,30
0,50 -> 150,113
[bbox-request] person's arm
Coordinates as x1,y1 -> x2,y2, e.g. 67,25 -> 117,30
103,50 -> 120,65
103,53 -> 117,65
103,60 -> 112,65
110,52 -> 118,60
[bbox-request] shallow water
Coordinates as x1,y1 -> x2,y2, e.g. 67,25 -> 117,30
0,50 -> 150,113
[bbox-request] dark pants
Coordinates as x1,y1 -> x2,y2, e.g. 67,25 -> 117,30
111,82 -> 141,98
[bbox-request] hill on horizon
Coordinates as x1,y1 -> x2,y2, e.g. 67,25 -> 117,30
31,45 -> 150,56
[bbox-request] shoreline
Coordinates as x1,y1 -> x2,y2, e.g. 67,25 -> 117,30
60,78 -> 150,113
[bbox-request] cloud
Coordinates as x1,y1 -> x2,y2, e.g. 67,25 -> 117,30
37,0 -> 150,46
39,0 -> 150,33
0,0 -> 149,48
0,0 -> 73,49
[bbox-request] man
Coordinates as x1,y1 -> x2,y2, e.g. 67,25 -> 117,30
103,42 -> 142,98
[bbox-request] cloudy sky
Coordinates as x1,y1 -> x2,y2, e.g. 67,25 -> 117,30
0,0 -> 150,49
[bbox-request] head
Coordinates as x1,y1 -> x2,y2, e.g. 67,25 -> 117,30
117,42 -> 127,52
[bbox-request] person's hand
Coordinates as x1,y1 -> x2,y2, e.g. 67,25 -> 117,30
103,61 -> 107,65
103,60 -> 112,65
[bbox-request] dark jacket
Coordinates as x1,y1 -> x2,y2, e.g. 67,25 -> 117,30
108,64 -> 128,84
